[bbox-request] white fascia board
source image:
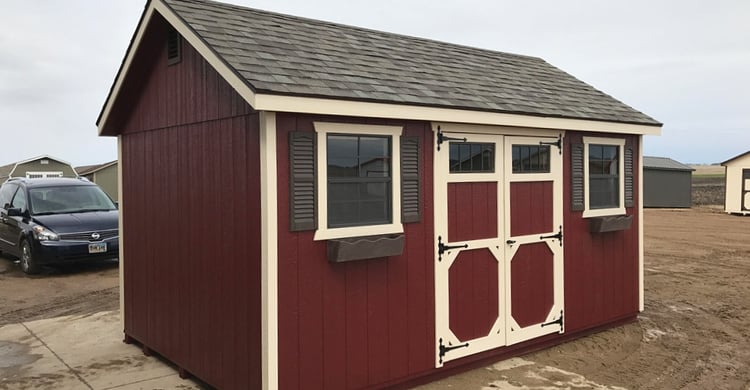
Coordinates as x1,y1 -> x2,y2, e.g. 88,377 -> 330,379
254,94 -> 662,136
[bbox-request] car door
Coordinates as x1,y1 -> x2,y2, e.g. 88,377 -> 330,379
0,183 -> 20,251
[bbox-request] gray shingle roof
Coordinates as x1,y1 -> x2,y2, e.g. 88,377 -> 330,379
163,0 -> 660,126
644,156 -> 694,171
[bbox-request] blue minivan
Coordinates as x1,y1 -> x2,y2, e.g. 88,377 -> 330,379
0,177 -> 119,274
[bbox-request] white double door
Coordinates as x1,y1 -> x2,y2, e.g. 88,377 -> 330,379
434,131 -> 564,366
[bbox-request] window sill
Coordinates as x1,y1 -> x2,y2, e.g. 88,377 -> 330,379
313,223 -> 404,241
581,207 -> 626,219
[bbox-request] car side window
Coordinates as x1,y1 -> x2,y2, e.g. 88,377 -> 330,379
11,188 -> 27,211
0,184 -> 18,209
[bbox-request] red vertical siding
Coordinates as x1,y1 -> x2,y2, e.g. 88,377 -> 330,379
563,132 -> 640,332
447,182 -> 498,242
448,249 -> 499,342
510,243 -> 554,328
510,181 -> 553,236
119,14 -> 261,390
276,114 -> 435,390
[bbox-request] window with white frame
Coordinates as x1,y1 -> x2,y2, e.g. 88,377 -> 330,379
314,122 -> 403,240
583,137 -> 625,217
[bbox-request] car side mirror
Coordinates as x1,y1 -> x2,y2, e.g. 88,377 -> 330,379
7,208 -> 24,217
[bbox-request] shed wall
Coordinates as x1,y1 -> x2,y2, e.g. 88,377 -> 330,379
93,164 -> 119,201
562,132 -> 640,333
118,14 -> 262,390
275,123 -> 642,389
643,169 -> 692,208
276,114 -> 437,389
725,153 -> 750,213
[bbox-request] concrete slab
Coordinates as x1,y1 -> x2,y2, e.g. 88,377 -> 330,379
0,312 -> 201,390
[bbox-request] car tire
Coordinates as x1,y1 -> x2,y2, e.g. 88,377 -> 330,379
20,240 -> 41,275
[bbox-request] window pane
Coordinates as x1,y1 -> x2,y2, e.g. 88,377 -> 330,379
11,189 -> 27,210
449,142 -> 494,173
327,133 -> 392,228
327,135 -> 357,159
588,143 -> 620,209
590,177 -> 619,209
511,145 -> 550,173
328,157 -> 358,177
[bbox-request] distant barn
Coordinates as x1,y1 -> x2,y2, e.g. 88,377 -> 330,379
721,151 -> 750,215
0,155 -> 77,182
643,156 -> 693,208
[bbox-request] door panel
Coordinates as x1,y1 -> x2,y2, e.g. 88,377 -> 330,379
504,136 -> 564,345
447,182 -> 498,242
509,181 -> 553,237
743,169 -> 750,211
448,248 -> 499,342
435,132 -> 504,366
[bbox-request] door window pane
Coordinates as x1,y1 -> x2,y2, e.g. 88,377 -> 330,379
512,145 -> 550,173
449,142 -> 494,173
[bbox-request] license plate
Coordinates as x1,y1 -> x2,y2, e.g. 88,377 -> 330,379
88,242 -> 107,254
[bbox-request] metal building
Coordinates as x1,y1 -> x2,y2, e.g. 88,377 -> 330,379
643,156 -> 694,208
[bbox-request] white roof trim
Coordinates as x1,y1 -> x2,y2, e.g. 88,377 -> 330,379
98,0 -> 662,137
254,94 -> 661,135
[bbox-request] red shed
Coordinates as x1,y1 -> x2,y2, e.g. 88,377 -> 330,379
97,0 -> 662,388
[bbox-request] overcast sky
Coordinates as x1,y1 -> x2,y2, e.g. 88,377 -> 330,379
1,0 -> 747,167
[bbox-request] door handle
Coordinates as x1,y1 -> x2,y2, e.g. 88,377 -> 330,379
506,239 -> 516,246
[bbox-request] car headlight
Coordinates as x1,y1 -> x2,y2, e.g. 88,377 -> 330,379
32,226 -> 59,241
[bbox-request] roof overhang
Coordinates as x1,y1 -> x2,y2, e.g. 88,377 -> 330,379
97,0 -> 662,137
721,150 -> 750,166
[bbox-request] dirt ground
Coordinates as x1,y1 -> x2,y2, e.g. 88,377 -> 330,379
2,207 -> 749,389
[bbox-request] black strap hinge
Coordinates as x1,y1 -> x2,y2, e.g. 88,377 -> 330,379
438,337 -> 469,364
540,225 -> 563,246
541,310 -> 564,330
540,134 -> 563,154
438,236 -> 468,262
436,126 -> 467,151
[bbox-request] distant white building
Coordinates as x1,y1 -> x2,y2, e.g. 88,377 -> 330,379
721,151 -> 750,215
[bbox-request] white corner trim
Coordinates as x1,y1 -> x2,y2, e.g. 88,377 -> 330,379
638,136 -> 644,312
259,112 -> 278,390
581,137 -> 627,218
312,122 -> 403,241
118,135 -> 125,330
98,0 -> 258,135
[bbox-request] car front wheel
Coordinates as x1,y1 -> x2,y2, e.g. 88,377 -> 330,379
20,240 -> 41,275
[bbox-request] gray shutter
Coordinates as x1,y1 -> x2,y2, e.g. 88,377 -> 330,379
289,132 -> 317,231
571,143 -> 585,211
401,136 -> 421,223
624,146 -> 634,208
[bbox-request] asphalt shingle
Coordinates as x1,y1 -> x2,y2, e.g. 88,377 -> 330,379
163,0 -> 661,126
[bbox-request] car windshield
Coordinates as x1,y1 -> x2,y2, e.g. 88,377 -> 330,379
29,185 -> 117,215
